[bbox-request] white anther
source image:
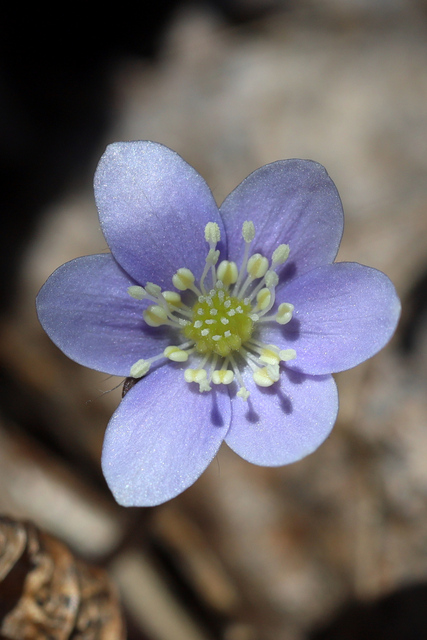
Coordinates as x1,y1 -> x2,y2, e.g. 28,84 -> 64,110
224,330 -> 231,338
172,268 -> 195,291
128,286 -> 146,300
253,364 -> 280,387
216,260 -> 238,287
205,222 -> 221,245
220,317 -> 229,325
247,253 -> 269,279
145,282 -> 162,296
205,319 -> 215,325
227,309 -> 236,316
143,305 -> 169,327
164,346 -> 189,362
237,387 -> 250,400
265,270 -> 279,288
201,329 -> 209,336
259,348 -> 281,365
242,221 -> 255,243
212,370 -> 234,385
272,244 -> 290,265
162,290 -> 182,307
210,308 -> 218,315
184,369 -> 207,384
279,348 -> 297,361
212,335 -> 221,341
275,302 -> 294,325
206,248 -> 220,265
130,359 -> 151,378
194,320 -> 203,328
256,288 -> 271,310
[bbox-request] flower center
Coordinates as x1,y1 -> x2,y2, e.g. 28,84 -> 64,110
127,221 -> 296,399
183,287 -> 253,357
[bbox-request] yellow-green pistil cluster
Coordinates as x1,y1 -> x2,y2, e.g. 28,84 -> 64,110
183,290 -> 253,357
127,221 -> 296,400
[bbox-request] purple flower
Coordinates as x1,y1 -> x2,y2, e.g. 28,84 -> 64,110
36,141 -> 401,507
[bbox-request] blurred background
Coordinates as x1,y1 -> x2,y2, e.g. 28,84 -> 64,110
1,1 -> 427,638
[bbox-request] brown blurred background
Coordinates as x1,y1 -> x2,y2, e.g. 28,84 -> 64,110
1,1 -> 427,638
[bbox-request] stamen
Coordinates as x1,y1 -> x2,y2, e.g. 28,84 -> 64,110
247,339 -> 297,364
130,359 -> 151,378
275,303 -> 294,325
258,348 -> 281,365
279,348 -> 296,361
164,346 -> 189,362
205,222 -> 221,245
172,268 -> 199,294
128,286 -> 146,300
212,369 -> 234,385
258,302 -> 294,324
201,223 -> 221,291
184,368 -> 207,384
236,252 -> 269,299
271,244 -> 290,266
143,305 -> 169,327
246,253 -> 269,280
242,221 -> 255,242
229,354 -> 249,400
233,221 -> 256,295
145,282 -> 162,296
265,271 -> 279,289
162,290 -> 182,308
216,260 -> 238,287
255,288 -> 271,311
253,364 -> 280,387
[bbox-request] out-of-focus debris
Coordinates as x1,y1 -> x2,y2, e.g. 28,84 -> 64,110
0,516 -> 126,640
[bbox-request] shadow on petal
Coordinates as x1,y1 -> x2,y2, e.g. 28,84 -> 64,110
279,316 -> 301,341
210,388 -> 227,428
277,259 -> 297,287
225,367 -> 338,467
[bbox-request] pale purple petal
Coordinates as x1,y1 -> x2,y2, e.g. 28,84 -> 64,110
95,141 -> 225,287
36,254 -> 175,376
220,159 -> 343,284
102,365 -> 231,506
261,262 -> 401,375
225,368 -> 338,466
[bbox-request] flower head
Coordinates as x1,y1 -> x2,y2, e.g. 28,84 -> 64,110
36,141 -> 401,507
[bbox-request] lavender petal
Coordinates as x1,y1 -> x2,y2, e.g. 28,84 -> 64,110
225,368 -> 338,465
262,262 -> 401,375
219,159 -> 343,284
36,254 -> 175,376
102,365 -> 231,506
94,141 -> 225,287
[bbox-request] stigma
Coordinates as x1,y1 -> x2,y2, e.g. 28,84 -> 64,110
128,221 -> 296,399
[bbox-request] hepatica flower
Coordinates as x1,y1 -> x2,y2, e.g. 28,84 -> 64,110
36,141 -> 400,507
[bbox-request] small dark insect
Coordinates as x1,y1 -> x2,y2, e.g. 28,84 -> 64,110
0,516 -> 126,640
122,376 -> 141,398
